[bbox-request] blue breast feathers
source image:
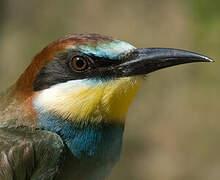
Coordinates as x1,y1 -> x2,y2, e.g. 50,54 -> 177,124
37,112 -> 124,161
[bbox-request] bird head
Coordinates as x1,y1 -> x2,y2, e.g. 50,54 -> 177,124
13,34 -> 212,126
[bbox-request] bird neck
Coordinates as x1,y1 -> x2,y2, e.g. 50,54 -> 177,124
37,112 -> 124,161
0,85 -> 38,127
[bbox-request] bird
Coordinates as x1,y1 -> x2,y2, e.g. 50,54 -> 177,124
0,34 -> 213,180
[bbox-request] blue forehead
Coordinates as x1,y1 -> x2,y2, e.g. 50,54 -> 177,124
77,40 -> 135,60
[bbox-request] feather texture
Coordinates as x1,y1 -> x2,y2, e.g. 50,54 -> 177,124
34,77 -> 142,124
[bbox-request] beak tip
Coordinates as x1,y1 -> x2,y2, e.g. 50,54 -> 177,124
203,56 -> 215,63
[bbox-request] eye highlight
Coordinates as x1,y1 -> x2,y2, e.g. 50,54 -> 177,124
71,56 -> 88,71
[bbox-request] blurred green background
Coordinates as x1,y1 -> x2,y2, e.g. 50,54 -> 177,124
0,0 -> 219,179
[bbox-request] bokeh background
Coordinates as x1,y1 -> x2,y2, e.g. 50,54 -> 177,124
0,0 -> 219,179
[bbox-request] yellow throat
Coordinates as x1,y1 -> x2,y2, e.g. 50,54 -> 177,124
34,77 -> 142,124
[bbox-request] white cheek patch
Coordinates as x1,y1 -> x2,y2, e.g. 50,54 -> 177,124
34,79 -> 91,107
33,79 -> 108,114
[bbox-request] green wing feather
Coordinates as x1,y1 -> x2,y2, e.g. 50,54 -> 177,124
0,127 -> 64,180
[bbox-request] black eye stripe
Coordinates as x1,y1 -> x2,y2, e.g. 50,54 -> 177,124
57,49 -> 123,65
88,55 -> 122,67
33,50 -> 125,91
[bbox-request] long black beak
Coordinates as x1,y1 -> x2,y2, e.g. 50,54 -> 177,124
115,48 -> 213,77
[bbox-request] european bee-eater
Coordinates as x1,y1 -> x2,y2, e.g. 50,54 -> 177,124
0,34 -> 213,180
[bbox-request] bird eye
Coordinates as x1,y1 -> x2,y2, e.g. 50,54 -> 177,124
71,56 -> 88,71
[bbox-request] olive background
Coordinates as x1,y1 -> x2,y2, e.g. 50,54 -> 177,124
0,0 -> 219,179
